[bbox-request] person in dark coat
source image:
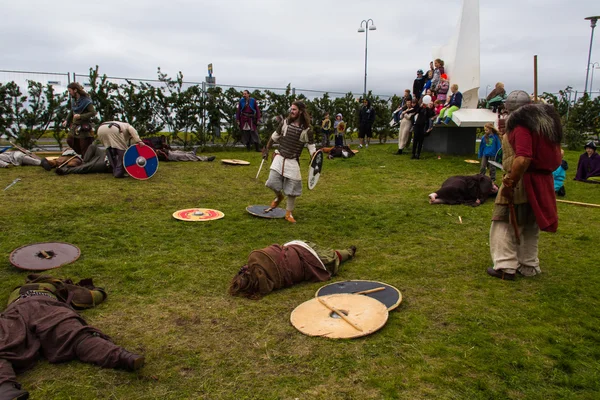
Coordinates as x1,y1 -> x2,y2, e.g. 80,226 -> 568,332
0,275 -> 144,400
574,141 -> 600,183
413,69 -> 426,100
229,241 -> 356,299
358,99 -> 376,149
55,144 -> 111,175
428,174 -> 498,206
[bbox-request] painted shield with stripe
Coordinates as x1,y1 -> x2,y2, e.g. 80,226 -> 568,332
307,150 -> 323,190
124,144 -> 159,180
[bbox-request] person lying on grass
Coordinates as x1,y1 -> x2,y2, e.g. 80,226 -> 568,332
428,174 -> 498,206
229,241 -> 356,299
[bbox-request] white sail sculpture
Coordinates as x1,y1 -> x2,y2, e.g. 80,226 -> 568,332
433,0 -> 480,109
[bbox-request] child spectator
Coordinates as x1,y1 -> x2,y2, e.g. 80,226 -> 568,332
333,113 -> 346,147
401,90 -> 412,107
436,84 -> 462,125
553,149 -> 568,196
478,123 -> 502,181
436,74 -> 450,102
431,59 -> 445,90
320,112 -> 332,147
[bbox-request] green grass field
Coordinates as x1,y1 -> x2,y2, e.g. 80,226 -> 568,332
1,144 -> 599,400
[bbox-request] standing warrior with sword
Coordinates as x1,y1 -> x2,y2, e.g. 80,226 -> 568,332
261,101 -> 316,224
487,91 -> 563,281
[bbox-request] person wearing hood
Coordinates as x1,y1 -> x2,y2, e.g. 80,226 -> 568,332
574,141 -> 600,183
333,113 -> 346,147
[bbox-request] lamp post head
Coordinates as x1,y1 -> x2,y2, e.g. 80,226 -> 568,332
369,25 -> 377,31
358,27 -> 365,33
585,16 -> 600,28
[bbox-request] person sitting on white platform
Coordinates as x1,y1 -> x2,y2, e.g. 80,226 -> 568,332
436,84 -> 462,125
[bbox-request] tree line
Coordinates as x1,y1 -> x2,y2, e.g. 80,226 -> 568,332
0,66 -> 597,150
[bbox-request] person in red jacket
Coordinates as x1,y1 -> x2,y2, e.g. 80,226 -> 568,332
487,91 -> 563,281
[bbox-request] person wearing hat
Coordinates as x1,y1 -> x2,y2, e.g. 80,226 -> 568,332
413,70 -> 426,100
333,113 -> 346,147
486,90 -> 563,281
574,141 -> 600,183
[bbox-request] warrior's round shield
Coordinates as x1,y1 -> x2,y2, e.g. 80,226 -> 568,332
246,205 -> 286,219
222,159 -> 250,166
307,150 -> 324,190
10,242 -> 81,271
124,143 -> 159,180
290,294 -> 388,339
172,208 -> 225,221
315,280 -> 403,311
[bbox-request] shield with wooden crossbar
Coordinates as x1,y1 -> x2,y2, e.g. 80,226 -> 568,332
124,143 -> 159,180
290,294 -> 388,339
307,150 -> 324,190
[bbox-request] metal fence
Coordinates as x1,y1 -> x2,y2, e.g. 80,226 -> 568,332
3,68 -> 599,103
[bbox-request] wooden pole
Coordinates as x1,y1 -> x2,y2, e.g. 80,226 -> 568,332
57,155 -> 80,169
354,287 -> 386,295
556,199 -> 600,208
533,55 -> 538,102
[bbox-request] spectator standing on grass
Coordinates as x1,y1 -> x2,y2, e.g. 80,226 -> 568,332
478,123 -> 502,181
358,99 -> 375,149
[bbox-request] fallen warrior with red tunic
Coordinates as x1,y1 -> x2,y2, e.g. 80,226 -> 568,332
229,241 -> 357,299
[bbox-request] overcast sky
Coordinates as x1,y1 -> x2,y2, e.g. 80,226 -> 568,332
1,0 -> 599,98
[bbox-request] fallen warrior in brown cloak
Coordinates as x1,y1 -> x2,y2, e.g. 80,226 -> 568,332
229,241 -> 357,299
428,174 -> 498,206
0,275 -> 144,400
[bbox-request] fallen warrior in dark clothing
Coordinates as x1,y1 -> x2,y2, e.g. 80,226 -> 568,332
229,241 -> 356,299
428,174 -> 498,206
55,144 -> 111,175
0,274 -> 144,400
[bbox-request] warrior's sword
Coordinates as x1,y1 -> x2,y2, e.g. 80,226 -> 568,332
4,178 -> 21,191
256,158 -> 265,179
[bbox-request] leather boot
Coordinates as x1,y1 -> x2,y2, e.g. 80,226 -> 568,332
115,349 -> 145,371
40,158 -> 52,171
255,142 -> 261,152
0,382 -> 29,400
112,149 -> 126,178
285,210 -> 296,223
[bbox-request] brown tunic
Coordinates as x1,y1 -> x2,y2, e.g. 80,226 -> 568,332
246,244 -> 331,295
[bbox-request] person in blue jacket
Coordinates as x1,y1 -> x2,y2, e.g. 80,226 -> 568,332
478,123 -> 502,181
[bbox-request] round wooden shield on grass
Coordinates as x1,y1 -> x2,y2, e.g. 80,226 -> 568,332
291,294 -> 388,339
222,159 -> 250,166
10,242 -> 80,271
464,159 -> 479,164
315,280 -> 402,311
246,205 -> 286,219
173,208 -> 225,221
124,143 -> 159,180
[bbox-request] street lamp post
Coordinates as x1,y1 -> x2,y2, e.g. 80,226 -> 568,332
358,19 -> 376,97
584,16 -> 600,94
485,85 -> 492,98
590,62 -> 600,94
